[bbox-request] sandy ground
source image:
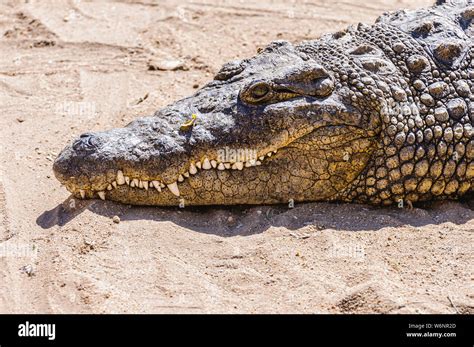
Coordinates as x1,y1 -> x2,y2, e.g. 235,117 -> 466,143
0,0 -> 473,314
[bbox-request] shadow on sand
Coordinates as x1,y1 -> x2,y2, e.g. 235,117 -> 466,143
36,194 -> 474,237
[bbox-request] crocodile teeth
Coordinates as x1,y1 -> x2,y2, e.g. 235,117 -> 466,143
245,159 -> 257,167
202,158 -> 212,170
79,189 -> 85,199
189,163 -> 197,175
100,147 -> 279,197
151,180 -> 161,192
116,170 -> 125,185
232,162 -> 243,170
167,182 -> 180,197
98,191 -> 105,200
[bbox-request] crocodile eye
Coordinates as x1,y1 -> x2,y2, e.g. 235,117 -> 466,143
241,81 -> 273,104
250,82 -> 270,99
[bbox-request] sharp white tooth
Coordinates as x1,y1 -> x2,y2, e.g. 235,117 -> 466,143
160,182 -> 165,188
143,181 -> 149,190
167,182 -> 180,196
178,174 -> 184,182
202,158 -> 212,170
79,190 -> 85,199
256,161 -> 262,166
189,162 -> 197,175
232,162 -> 243,170
107,184 -> 113,191
131,178 -> 139,187
152,180 -> 162,192
211,160 -> 217,168
183,172 -> 190,178
273,149 -> 277,154
217,163 -> 225,170
247,159 -> 256,167
224,163 -> 231,169
116,170 -> 125,185
196,162 -> 202,169
259,156 -> 264,161
267,152 -> 272,157
245,161 -> 252,168
112,181 -> 117,189
138,180 -> 144,189
125,176 -> 130,185
98,191 -> 105,200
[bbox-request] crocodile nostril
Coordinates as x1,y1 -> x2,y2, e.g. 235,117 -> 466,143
73,133 -> 100,152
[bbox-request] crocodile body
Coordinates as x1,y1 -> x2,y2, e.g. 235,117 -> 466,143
54,0 -> 474,206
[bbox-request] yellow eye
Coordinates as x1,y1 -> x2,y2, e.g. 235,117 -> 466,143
241,82 -> 274,105
250,82 -> 270,99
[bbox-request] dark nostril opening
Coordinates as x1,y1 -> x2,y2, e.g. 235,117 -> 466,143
73,133 -> 99,152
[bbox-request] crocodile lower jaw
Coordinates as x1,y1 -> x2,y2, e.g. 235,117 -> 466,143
67,148 -> 279,201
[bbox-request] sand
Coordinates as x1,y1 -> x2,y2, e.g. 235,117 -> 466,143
0,0 -> 472,313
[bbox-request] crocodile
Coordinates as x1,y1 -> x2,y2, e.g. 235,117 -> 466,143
53,0 -> 474,206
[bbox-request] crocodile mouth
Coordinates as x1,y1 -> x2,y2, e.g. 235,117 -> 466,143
55,121 -> 376,206
64,146 -> 280,201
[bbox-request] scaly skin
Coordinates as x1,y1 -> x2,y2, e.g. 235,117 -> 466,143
53,1 -> 474,206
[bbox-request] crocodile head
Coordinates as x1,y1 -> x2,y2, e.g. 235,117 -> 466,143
53,40 -> 382,206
